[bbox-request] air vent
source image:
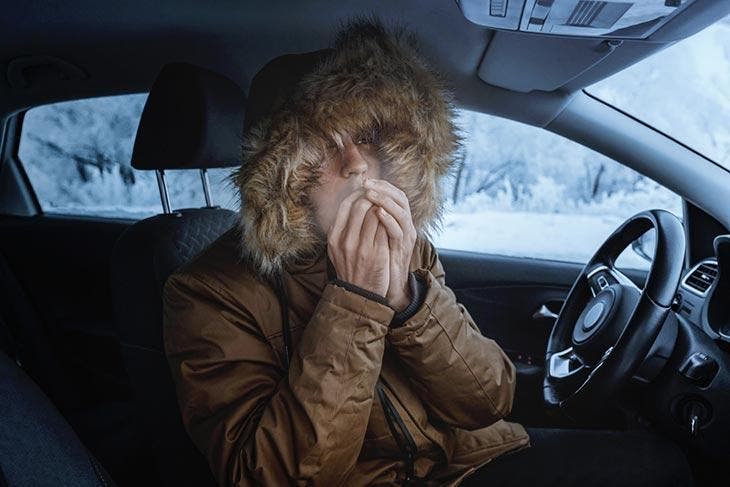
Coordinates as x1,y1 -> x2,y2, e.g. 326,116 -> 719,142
682,260 -> 719,295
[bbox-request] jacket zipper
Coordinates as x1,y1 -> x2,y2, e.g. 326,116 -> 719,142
376,380 -> 422,485
272,276 -> 422,484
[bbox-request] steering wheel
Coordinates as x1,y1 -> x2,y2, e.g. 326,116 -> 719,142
543,210 -> 685,416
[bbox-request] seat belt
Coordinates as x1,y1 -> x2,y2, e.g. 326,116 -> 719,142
0,312 -> 21,367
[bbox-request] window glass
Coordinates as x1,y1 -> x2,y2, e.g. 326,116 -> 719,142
19,96 -> 681,269
18,94 -> 238,219
432,110 -> 682,269
588,15 -> 730,169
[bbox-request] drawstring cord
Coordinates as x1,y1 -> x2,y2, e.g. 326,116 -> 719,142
271,273 -> 292,369
376,381 -> 422,485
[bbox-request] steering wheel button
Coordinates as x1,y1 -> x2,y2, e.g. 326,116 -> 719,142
597,275 -> 609,290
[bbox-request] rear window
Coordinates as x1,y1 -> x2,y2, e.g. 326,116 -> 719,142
18,94 -> 238,219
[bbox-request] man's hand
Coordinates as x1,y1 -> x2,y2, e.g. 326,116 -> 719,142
327,189 -> 391,297
363,179 -> 417,312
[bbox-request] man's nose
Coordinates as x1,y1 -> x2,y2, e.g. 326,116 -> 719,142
339,139 -> 369,178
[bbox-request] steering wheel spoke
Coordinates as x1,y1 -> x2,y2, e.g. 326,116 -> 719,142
607,266 -> 640,291
586,264 -> 640,297
548,347 -> 591,392
548,347 -> 586,379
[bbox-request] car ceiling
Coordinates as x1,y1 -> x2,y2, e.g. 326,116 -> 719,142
0,1 -> 728,126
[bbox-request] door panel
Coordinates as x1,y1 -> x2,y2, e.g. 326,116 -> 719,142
456,285 -> 567,361
0,214 -> 135,401
438,248 -> 648,425
440,249 -> 582,358
0,213 -> 151,484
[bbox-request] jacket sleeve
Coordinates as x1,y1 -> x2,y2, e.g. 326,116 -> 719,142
162,271 -> 395,486
386,239 -> 517,431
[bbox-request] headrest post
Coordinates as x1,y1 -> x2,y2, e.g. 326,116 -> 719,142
155,169 -> 172,214
200,168 -> 213,207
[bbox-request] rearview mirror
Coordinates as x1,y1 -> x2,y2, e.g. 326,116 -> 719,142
631,229 -> 657,263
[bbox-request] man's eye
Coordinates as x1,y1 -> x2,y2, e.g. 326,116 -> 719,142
355,128 -> 379,146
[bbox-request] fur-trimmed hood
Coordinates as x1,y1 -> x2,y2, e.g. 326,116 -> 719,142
230,18 -> 460,281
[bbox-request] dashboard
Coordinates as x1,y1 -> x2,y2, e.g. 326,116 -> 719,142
675,234 -> 730,343
639,234 -> 730,459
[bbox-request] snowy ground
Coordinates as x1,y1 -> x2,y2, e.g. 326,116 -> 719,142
432,209 -> 650,270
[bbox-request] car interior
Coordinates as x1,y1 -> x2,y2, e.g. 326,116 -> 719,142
1,1 -> 729,486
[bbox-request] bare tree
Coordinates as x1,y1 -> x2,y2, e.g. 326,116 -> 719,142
474,160 -> 517,194
583,160 -> 606,202
451,149 -> 466,204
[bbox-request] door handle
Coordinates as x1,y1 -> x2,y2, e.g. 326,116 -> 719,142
532,304 -> 559,321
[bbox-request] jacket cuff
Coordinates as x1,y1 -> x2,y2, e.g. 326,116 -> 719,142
387,268 -> 436,341
320,282 -> 395,330
390,272 -> 427,328
329,278 -> 390,307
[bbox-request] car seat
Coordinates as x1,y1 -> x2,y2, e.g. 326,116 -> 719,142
110,62 -> 244,486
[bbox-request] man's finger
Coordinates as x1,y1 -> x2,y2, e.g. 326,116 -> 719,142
343,196 -> 374,251
328,189 -> 365,243
375,207 -> 404,242
360,206 -> 380,247
365,190 -> 410,234
374,223 -> 389,250
364,179 -> 409,212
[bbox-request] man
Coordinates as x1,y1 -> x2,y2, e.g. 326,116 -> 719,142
162,18 -> 692,487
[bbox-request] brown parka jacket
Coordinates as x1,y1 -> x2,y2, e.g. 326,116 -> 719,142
162,18 -> 529,487
163,228 -> 528,486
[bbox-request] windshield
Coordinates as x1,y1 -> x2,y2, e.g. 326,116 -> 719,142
588,15 -> 730,169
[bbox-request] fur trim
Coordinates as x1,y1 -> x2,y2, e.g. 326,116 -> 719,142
229,18 -> 460,281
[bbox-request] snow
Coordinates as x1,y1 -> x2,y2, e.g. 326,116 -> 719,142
431,161 -> 681,269
433,209 -> 650,269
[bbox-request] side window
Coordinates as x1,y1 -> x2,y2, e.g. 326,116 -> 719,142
432,110 -> 682,270
18,94 -> 238,219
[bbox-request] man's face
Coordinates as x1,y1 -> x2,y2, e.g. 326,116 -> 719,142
308,131 -> 382,237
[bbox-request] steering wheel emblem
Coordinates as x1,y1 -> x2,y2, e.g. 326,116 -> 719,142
582,302 -> 605,331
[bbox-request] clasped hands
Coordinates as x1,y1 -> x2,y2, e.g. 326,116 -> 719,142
327,179 -> 417,312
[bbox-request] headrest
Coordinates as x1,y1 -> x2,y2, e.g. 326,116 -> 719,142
131,62 -> 245,170
243,49 -> 332,137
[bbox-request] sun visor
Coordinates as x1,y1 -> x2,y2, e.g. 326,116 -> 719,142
459,0 -> 697,39
466,0 -> 729,93
476,31 -> 625,92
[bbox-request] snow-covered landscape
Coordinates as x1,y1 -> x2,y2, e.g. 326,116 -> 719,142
17,16 -> 727,269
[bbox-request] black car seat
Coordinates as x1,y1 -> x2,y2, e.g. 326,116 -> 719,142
0,250 -> 74,409
110,62 -> 244,486
0,348 -> 117,487
1,219 -> 152,485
